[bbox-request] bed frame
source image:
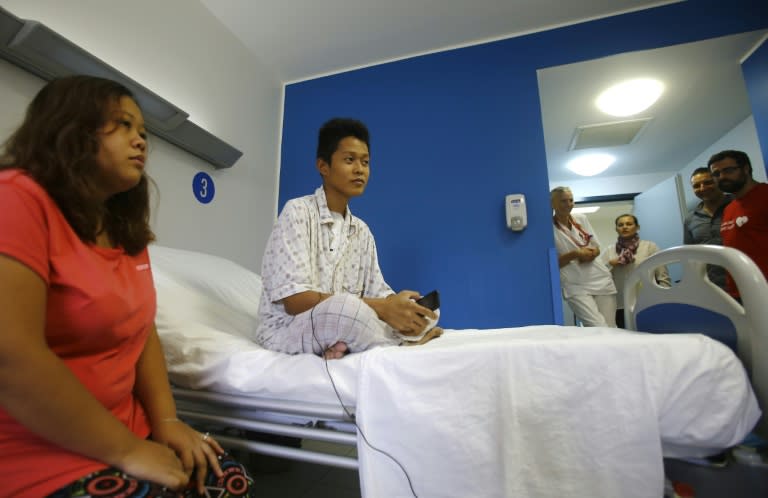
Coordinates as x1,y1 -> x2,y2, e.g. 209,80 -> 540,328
173,387 -> 359,469
624,244 -> 768,438
159,243 -> 768,496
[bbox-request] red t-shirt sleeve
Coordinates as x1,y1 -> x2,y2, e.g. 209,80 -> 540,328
0,173 -> 51,283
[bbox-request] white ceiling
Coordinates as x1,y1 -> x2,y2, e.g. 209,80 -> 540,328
199,0 -> 676,83
539,30 -> 766,185
200,0 -> 765,190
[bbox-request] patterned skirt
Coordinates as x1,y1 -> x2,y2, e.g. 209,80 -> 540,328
47,453 -> 255,498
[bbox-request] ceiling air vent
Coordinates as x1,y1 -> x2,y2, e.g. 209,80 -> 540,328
569,118 -> 652,151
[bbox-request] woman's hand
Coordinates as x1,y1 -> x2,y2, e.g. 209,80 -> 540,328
576,247 -> 599,263
115,438 -> 190,491
151,420 -> 224,494
369,290 -> 437,335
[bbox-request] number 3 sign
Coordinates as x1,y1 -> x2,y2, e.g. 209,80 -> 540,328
192,172 -> 215,204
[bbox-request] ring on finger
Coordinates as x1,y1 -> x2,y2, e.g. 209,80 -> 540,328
202,432 -> 210,442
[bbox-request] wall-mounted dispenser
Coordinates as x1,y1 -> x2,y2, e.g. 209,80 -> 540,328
505,194 -> 527,231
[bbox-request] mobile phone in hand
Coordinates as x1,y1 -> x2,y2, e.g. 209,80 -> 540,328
416,290 -> 440,311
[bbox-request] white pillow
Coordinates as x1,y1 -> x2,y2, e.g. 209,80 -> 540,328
149,245 -> 262,338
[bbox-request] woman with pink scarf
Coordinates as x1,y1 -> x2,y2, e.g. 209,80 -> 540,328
606,214 -> 671,327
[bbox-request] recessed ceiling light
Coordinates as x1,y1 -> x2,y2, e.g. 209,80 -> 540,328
595,78 -> 664,117
566,153 -> 616,176
572,206 -> 600,214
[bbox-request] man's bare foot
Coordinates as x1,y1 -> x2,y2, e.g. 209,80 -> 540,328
323,341 -> 349,359
404,327 -> 443,346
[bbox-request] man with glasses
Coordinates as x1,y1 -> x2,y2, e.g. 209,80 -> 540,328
684,167 -> 731,289
708,150 -> 768,297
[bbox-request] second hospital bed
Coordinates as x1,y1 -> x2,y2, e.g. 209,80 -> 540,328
150,244 -> 762,498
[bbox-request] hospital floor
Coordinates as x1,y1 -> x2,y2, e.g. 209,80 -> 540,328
244,440 -> 361,498
664,455 -> 768,498
241,442 -> 768,498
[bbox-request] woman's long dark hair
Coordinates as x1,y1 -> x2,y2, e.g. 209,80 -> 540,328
0,75 -> 155,255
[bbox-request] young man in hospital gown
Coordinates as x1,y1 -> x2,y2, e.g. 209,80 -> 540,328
254,118 -> 441,359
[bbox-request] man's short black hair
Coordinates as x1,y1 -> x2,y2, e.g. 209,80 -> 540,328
691,167 -> 711,178
316,118 -> 370,165
707,149 -> 752,175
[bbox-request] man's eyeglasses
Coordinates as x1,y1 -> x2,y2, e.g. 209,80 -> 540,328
711,165 -> 742,178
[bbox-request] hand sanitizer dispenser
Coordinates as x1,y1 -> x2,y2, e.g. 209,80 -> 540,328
505,194 -> 527,231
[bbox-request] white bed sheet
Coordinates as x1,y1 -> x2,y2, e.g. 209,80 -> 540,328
150,245 -> 760,498
355,326 -> 759,498
151,245 -> 360,405
159,322 -> 759,498
159,310 -> 362,405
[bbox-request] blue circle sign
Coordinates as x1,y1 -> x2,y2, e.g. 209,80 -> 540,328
192,172 -> 215,204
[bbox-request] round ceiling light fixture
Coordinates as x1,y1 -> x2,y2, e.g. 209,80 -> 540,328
595,78 -> 664,117
566,153 -> 616,176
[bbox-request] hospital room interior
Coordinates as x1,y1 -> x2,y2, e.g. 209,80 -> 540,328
1,0 -> 768,497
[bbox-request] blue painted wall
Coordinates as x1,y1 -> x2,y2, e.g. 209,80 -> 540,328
280,0 -> 768,330
743,39 -> 768,177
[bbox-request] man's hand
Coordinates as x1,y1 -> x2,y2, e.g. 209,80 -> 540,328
367,290 -> 437,335
403,327 -> 444,345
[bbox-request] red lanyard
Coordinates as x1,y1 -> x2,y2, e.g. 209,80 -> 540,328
554,216 -> 592,248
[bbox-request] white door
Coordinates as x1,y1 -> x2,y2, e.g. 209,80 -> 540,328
632,174 -> 686,282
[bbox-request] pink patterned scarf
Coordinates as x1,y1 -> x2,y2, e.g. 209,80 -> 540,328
616,234 -> 640,265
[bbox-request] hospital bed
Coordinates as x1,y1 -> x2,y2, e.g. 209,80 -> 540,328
151,245 -> 762,498
624,244 -> 768,439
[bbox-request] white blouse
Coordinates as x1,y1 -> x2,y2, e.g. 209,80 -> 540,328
604,239 -> 672,308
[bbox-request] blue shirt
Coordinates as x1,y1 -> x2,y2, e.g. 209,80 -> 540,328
683,198 -> 731,288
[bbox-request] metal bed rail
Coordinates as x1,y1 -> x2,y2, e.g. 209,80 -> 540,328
172,387 -> 359,470
173,387 -> 355,420
214,434 -> 358,470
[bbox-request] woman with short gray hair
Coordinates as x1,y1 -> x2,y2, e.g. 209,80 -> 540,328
551,187 -> 617,327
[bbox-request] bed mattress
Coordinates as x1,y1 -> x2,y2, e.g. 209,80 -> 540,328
160,323 -> 759,497
151,245 -> 760,498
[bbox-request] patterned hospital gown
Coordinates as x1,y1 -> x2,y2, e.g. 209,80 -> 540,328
254,186 -> 400,354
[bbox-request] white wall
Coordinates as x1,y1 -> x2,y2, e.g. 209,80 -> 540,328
0,0 -> 282,271
678,116 -> 766,209
590,215 -> 621,253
